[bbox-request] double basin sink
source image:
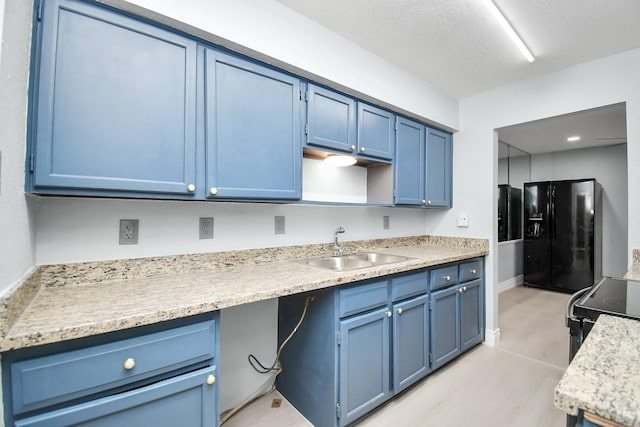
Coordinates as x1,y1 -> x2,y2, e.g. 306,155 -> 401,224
300,252 -> 412,272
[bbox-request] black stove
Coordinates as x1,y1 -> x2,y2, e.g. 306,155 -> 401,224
573,277 -> 640,321
565,276 -> 640,427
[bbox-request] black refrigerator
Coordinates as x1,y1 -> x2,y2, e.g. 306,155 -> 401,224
523,179 -> 602,293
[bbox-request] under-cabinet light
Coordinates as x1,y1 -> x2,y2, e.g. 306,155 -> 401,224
567,136 -> 581,142
324,155 -> 357,167
481,0 -> 535,63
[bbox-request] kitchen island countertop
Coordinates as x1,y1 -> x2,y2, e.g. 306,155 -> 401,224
555,314 -> 640,427
0,236 -> 488,352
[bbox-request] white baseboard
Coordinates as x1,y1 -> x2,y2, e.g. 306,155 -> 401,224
498,275 -> 523,294
484,328 -> 501,347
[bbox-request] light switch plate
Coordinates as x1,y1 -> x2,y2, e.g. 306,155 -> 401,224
383,215 -> 390,230
457,212 -> 469,227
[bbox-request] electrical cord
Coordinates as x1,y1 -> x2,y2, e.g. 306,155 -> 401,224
220,294 -> 315,425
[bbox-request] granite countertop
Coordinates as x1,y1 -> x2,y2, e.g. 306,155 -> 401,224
555,314 -> 640,427
0,235 -> 488,352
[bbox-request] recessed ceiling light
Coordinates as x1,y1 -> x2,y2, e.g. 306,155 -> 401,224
567,136 -> 581,142
324,155 -> 357,167
481,0 -> 535,63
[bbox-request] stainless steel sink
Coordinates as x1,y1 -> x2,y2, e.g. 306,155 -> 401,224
300,252 -> 412,272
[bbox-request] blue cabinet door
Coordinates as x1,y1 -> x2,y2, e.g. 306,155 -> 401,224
338,307 -> 391,426
430,286 -> 461,370
425,128 -> 453,208
357,103 -> 395,161
306,84 -> 357,153
32,0 -> 197,196
460,279 -> 483,352
392,294 -> 430,393
205,49 -> 302,200
14,366 -> 218,427
394,117 -> 425,205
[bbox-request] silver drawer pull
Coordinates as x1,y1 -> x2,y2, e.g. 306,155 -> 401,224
470,269 -> 477,274
397,307 -> 403,315
444,275 -> 451,281
123,358 -> 136,370
386,311 -> 392,318
206,374 -> 216,385
458,288 -> 464,293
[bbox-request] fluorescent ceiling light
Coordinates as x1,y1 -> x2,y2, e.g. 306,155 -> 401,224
324,155 -> 357,167
567,136 -> 581,142
481,0 -> 535,63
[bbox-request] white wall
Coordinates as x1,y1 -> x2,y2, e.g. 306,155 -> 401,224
458,47 -> 640,340
33,198 -> 428,264
0,0 -> 35,297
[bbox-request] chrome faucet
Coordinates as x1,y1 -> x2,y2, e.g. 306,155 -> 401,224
333,226 -> 346,256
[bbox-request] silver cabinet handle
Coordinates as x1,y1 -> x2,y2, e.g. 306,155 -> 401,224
397,307 -> 403,315
350,145 -> 356,151
206,374 -> 216,385
386,311 -> 392,318
210,187 -> 218,196
444,275 -> 451,281
360,147 -> 366,153
458,287 -> 463,293
187,184 -> 196,192
427,200 -> 432,205
470,269 -> 477,274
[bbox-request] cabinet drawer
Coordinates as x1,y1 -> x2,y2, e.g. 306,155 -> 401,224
339,280 -> 389,318
430,265 -> 458,291
14,366 -> 217,427
390,271 -> 428,302
11,319 -> 216,415
459,259 -> 483,283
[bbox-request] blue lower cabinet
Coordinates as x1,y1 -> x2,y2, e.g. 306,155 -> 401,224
393,294 -> 431,393
430,286 -> 461,370
3,315 -> 219,427
460,279 -> 483,352
339,308 -> 391,425
431,260 -> 484,371
278,270 -> 431,427
14,366 -> 217,427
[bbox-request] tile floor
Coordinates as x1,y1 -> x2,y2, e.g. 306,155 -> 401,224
224,286 -> 570,427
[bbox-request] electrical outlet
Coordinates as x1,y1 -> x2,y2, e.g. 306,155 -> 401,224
119,219 -> 139,244
199,217 -> 214,239
275,216 -> 285,235
383,215 -> 390,230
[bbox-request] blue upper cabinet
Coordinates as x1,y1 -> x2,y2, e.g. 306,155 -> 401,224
204,49 -> 302,200
394,117 -> 425,205
425,128 -> 453,208
31,0 -> 198,196
394,117 -> 452,208
305,84 -> 357,153
357,102 -> 395,161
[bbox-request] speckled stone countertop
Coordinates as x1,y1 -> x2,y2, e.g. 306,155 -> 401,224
624,248 -> 640,281
0,235 -> 488,352
555,315 -> 640,427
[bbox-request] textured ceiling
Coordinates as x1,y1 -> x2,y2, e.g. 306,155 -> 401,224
273,0 -> 640,100
273,0 -> 638,154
